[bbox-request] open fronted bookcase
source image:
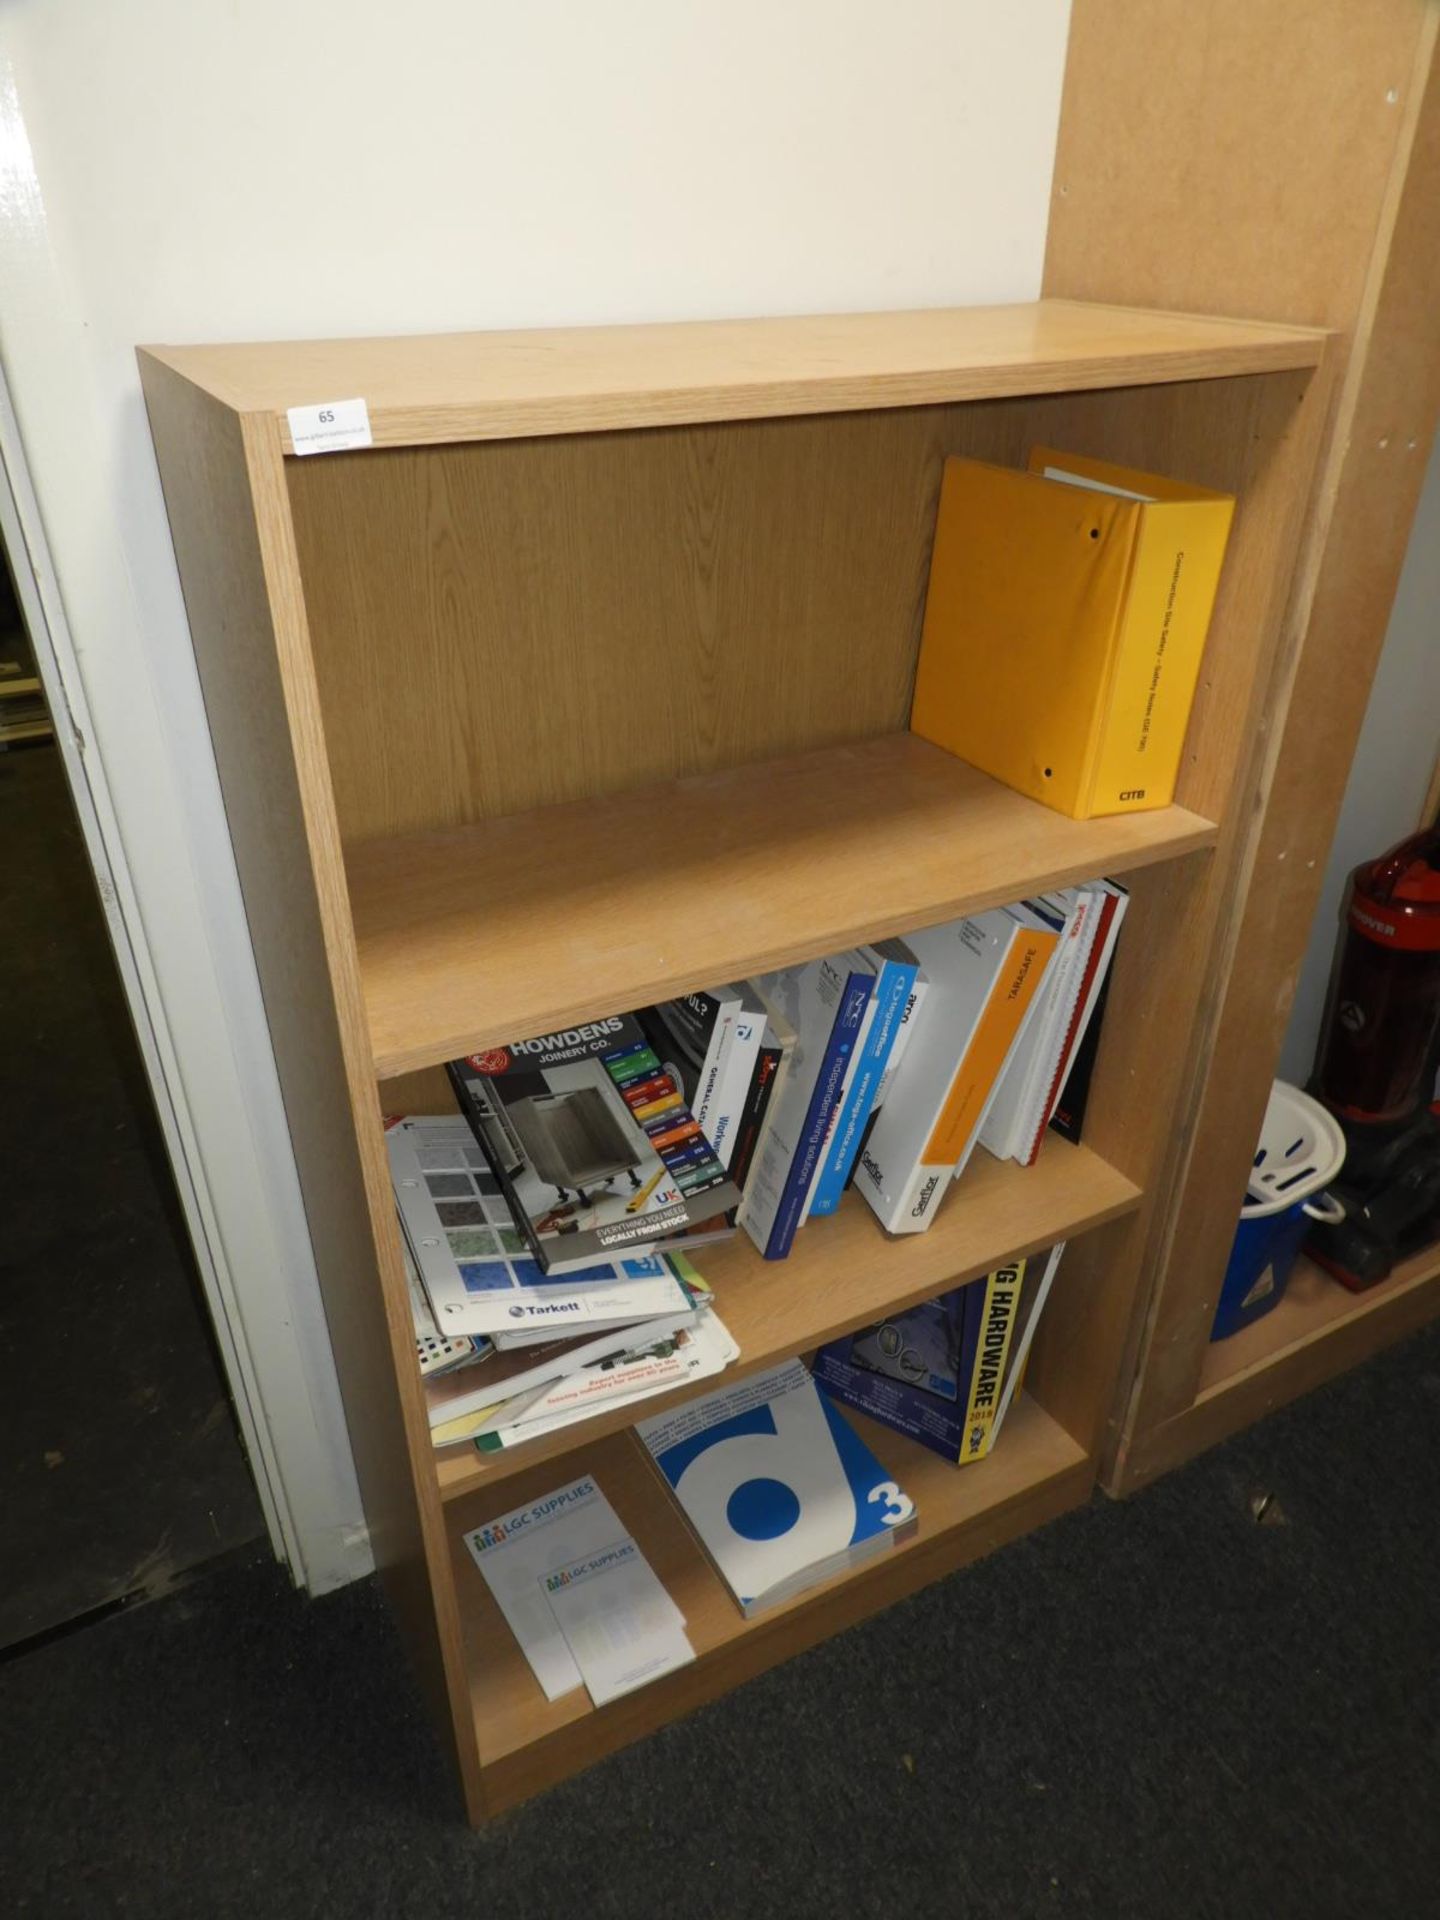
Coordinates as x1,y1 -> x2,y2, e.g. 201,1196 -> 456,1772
139,300 -> 1330,1821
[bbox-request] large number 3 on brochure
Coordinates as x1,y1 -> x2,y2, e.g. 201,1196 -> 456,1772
671,1383 -> 914,1601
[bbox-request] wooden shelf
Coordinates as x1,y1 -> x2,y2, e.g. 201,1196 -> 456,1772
447,1393 -> 1089,1814
1197,1243 -> 1440,1402
433,1136 -> 1139,1501
349,733 -> 1216,1079
140,299 -> 1324,450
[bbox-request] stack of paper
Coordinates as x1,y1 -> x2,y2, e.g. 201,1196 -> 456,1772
462,1475 -> 694,1707
389,1116 -> 699,1341
403,1236 -> 490,1379
540,1540 -> 693,1706
467,1310 -> 740,1455
390,1115 -> 741,1456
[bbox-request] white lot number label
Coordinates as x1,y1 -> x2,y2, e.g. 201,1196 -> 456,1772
286,396 -> 372,455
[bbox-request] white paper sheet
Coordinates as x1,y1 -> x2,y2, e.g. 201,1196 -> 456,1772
540,1538 -> 695,1706
462,1476 -> 682,1701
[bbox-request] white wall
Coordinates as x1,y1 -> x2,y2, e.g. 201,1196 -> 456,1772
0,0 -> 1072,1589
1279,434 -> 1440,1085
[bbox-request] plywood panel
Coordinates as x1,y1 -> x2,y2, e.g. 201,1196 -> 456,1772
1048,5 -> 1440,1492
1122,281 -> 1440,1449
1126,1246 -> 1440,1486
1198,1247 -> 1440,1396
1047,0 -> 1427,334
140,300 -> 1322,448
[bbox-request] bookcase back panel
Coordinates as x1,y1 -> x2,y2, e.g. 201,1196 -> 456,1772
288,405 -> 1030,843
287,368 -> 1315,852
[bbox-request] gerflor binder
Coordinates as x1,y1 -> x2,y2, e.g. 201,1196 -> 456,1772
910,446 -> 1234,819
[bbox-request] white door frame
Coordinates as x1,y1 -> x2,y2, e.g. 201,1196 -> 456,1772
0,48 -> 370,1595
0,367 -> 299,1565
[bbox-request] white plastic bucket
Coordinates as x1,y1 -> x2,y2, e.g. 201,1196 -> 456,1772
1242,1081 -> 1347,1219
1212,1082 -> 1347,1340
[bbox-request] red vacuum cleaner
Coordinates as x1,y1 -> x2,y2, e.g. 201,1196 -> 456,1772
1308,823 -> 1440,1288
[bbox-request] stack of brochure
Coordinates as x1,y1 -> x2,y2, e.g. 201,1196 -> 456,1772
463,1475 -> 694,1705
445,1013 -> 741,1277
977,883 -> 1128,1167
404,1238 -> 490,1378
389,1115 -> 737,1453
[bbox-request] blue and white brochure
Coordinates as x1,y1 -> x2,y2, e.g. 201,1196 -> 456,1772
637,1359 -> 916,1616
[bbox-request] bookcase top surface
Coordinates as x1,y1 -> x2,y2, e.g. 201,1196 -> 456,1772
139,299 -> 1324,449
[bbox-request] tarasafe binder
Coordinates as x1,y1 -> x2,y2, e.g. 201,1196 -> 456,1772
910,446 -> 1235,820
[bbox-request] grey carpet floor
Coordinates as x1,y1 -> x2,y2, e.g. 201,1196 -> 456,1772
4,1314 -> 1438,1918
0,742 -> 261,1646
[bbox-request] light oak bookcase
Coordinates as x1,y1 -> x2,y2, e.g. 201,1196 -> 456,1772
139,299 -> 1330,1820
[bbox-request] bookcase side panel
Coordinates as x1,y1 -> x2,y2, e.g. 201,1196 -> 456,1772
1009,367 -> 1334,1457
1023,858 -> 1210,1455
137,359 -> 485,1818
